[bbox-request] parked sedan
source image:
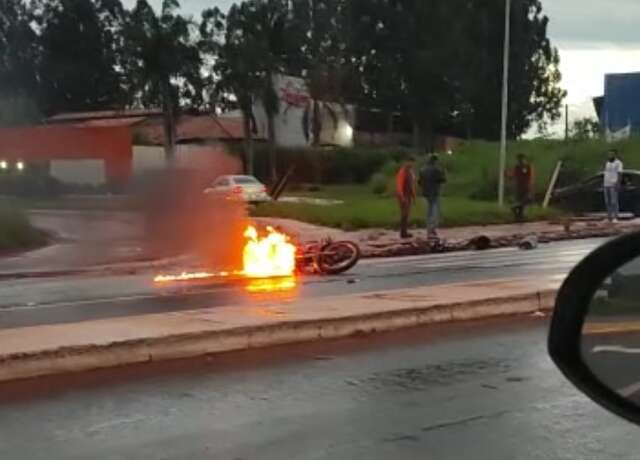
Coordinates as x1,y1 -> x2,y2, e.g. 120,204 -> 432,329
204,175 -> 271,203
553,170 -> 640,216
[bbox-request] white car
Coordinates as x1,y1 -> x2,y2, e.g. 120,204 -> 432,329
205,175 -> 271,203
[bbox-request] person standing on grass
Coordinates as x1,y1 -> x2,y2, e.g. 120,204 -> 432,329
509,154 -> 535,222
603,148 -> 624,223
419,154 -> 447,238
395,157 -> 416,239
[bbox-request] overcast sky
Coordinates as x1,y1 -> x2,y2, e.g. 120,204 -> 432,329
128,0 -> 640,113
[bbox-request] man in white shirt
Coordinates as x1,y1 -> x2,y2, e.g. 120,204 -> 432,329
603,149 -> 624,223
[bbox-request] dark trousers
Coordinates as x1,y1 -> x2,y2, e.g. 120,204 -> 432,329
512,189 -> 530,222
398,199 -> 411,236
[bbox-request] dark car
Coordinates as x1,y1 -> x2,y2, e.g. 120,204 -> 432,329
552,170 -> 640,216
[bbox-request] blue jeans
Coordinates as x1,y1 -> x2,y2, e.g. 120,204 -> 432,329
426,196 -> 440,233
604,186 -> 619,221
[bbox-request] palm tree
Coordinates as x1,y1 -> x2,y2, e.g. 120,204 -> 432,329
304,64 -> 348,146
216,0 -> 287,183
215,25 -> 261,174
123,0 -> 203,164
250,0 -> 287,183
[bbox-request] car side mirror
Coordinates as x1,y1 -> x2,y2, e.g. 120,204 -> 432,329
549,232 -> 640,425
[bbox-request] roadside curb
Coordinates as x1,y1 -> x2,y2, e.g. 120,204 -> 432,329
361,224 -> 640,258
0,281 -> 558,383
2,224 -> 632,281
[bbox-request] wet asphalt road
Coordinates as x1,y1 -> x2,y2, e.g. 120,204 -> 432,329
0,317 -> 637,459
583,331 -> 640,405
0,238 -> 607,329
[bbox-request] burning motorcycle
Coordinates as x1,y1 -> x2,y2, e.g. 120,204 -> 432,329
295,238 -> 361,275
154,226 -> 360,286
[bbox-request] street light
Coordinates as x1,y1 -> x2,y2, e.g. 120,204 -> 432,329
498,0 -> 511,207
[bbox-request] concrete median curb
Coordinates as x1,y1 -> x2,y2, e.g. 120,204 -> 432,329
0,278 -> 559,383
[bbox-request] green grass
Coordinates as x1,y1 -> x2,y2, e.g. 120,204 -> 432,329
0,204 -> 47,251
10,138 -> 637,230
253,185 -> 561,230
439,137 -> 640,199
254,138 -> 640,229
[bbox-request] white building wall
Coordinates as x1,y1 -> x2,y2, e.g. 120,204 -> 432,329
253,74 -> 355,149
50,160 -> 104,185
49,144 -> 241,186
132,145 -> 166,173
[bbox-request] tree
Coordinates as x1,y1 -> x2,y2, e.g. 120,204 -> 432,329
348,0 -> 566,142
399,1 -> 460,148
507,0 -> 566,138
455,0 -> 566,140
253,0 -> 287,182
198,7 -> 226,113
288,0 -> 357,146
217,0 -> 288,182
352,1 -> 459,148
36,0 -> 128,115
0,0 -> 42,125
207,4 -> 261,174
350,0 -> 405,136
122,0 -> 203,163
572,117 -> 601,140
0,94 -> 41,127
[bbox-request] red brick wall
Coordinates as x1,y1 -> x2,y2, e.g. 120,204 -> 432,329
0,125 -> 132,184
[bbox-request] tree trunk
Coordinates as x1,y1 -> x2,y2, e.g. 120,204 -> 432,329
267,112 -> 277,184
242,110 -> 254,176
312,100 -> 322,146
465,108 -> 473,140
423,120 -> 434,153
386,112 -> 394,135
465,117 -> 472,140
161,81 -> 176,166
386,112 -> 394,145
412,119 -> 421,149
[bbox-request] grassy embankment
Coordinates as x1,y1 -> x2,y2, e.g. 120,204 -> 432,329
0,203 -> 47,252
253,138 -> 640,230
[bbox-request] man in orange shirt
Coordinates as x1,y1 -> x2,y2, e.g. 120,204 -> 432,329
396,157 -> 416,238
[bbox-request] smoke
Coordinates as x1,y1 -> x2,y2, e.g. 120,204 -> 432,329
140,148 -> 248,270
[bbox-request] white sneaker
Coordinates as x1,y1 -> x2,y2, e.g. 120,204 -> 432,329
613,219 -> 619,224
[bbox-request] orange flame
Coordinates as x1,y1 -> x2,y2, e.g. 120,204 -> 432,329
154,271 -> 217,283
154,225 -> 297,286
242,226 -> 296,278
246,276 -> 297,293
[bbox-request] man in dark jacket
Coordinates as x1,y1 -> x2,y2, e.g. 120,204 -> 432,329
419,154 -> 446,237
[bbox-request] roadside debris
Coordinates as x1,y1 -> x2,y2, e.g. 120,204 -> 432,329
469,235 -> 491,251
518,235 -> 539,250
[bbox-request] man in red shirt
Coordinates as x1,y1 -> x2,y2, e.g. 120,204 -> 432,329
396,157 -> 416,238
509,154 -> 535,222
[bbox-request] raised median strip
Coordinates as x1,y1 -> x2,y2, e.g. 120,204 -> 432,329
584,320 -> 640,336
0,278 -> 560,383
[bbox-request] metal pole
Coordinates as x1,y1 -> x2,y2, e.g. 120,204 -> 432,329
564,104 -> 569,140
498,0 -> 511,207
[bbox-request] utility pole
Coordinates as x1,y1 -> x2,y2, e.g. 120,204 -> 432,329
564,104 -> 569,140
498,0 -> 511,207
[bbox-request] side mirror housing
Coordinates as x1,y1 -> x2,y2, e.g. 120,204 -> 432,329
549,232 -> 640,425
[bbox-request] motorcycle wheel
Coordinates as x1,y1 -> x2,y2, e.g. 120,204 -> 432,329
317,241 -> 361,275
